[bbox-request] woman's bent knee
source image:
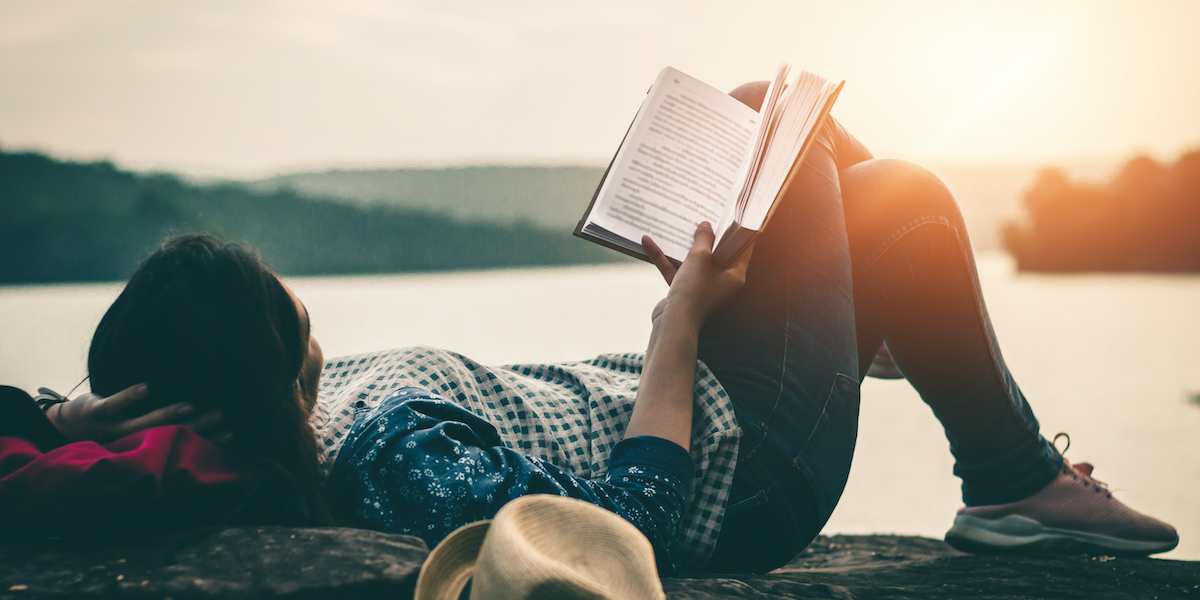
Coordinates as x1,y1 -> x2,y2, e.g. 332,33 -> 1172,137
842,159 -> 963,228
728,81 -> 769,111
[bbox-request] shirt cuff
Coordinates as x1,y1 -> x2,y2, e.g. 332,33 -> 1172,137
609,435 -> 694,486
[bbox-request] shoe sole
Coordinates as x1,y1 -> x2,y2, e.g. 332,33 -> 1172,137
945,514 -> 1178,556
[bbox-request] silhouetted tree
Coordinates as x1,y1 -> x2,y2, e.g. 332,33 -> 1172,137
1003,149 -> 1200,272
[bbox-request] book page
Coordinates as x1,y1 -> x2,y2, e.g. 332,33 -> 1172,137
742,72 -> 834,229
587,67 -> 758,261
710,71 -> 842,265
730,63 -> 791,224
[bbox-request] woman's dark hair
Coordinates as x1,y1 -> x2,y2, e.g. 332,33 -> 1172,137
88,233 -> 332,525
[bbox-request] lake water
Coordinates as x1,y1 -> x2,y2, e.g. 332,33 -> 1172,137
2,255 -> 1198,561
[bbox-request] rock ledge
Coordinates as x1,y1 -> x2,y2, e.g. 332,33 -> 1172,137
1,528 -> 1194,599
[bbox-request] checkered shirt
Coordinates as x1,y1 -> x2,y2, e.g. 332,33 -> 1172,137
309,345 -> 741,569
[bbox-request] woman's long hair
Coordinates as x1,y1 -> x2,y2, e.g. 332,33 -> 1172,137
88,233 -> 332,525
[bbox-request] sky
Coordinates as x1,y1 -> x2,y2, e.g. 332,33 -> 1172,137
1,0 -> 1199,177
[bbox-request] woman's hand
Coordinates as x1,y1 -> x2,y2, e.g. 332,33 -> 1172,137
49,384 -> 226,444
624,223 -> 754,451
643,222 -> 754,328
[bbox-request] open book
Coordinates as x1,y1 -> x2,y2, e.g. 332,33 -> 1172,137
575,64 -> 844,265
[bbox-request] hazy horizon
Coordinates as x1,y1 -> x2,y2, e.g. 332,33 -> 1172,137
9,146 -> 1133,188
3,1 -> 1198,177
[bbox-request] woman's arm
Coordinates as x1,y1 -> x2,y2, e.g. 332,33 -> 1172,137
46,384 -> 225,444
625,222 -> 753,451
624,302 -> 702,451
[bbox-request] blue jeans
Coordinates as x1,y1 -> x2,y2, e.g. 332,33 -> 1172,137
697,118 -> 1061,573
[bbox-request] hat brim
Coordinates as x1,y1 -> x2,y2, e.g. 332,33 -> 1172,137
413,520 -> 491,600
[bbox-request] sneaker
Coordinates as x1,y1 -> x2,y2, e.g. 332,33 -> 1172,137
944,459 -> 1178,556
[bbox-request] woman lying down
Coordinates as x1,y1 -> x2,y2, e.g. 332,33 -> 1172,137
0,87 -> 1177,575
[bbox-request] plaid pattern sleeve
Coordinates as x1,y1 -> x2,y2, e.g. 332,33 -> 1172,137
308,345 -> 741,569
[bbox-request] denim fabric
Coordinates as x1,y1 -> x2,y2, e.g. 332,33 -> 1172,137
842,158 -> 1063,508
698,119 -> 1060,574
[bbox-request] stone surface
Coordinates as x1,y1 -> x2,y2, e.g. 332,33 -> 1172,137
2,529 -> 1196,599
669,535 -> 1200,599
0,527 -> 427,600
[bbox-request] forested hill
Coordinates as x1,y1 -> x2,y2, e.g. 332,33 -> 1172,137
248,165 -> 607,229
0,150 -> 621,285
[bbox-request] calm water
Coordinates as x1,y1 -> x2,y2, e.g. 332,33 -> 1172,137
2,255 -> 1198,561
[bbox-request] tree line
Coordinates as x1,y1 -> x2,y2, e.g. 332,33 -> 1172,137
0,150 -> 622,285
1003,149 -> 1200,272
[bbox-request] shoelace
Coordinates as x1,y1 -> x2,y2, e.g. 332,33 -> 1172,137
1052,432 -> 1112,498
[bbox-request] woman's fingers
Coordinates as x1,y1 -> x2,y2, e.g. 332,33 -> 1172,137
183,410 -> 232,446
646,222 -> 751,327
689,221 -> 716,257
642,235 -> 677,285
96,383 -> 150,416
53,384 -> 228,443
181,409 -> 224,436
663,222 -> 753,326
115,405 -> 215,437
109,402 -> 187,437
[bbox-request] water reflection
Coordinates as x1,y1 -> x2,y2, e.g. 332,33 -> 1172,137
2,256 -> 1197,559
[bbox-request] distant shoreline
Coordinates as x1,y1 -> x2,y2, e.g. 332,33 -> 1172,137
0,150 -> 622,285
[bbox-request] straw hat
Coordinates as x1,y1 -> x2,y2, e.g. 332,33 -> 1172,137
414,494 -> 666,600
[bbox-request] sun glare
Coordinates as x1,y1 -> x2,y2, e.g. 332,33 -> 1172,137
921,34 -> 1060,158
0,0 -> 1197,170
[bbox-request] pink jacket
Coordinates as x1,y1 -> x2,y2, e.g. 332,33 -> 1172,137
0,385 -> 256,538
